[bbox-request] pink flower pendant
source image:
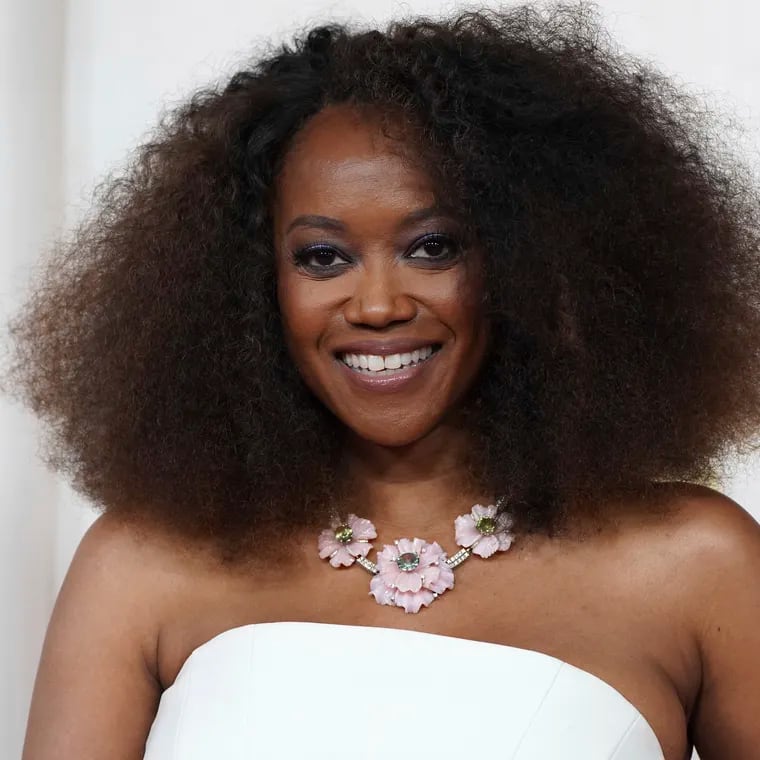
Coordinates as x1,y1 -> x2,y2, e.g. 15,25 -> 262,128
317,513 -> 377,567
370,538 -> 455,614
454,503 -> 514,557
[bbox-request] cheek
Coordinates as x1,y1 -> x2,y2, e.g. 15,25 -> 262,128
276,272 -> 335,364
433,266 -> 487,335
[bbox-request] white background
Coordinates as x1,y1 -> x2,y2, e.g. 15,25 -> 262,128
2,1 -> 759,757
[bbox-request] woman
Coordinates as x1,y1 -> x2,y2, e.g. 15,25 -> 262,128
7,4 -> 760,759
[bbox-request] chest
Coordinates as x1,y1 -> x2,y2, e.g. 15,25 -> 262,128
158,539 -> 699,760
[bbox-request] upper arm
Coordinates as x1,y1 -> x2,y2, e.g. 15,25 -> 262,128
23,513 -> 163,760
685,489 -> 760,758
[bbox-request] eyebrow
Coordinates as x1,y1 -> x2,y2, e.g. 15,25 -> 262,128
285,204 -> 453,234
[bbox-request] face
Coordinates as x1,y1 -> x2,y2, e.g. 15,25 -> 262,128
272,104 -> 489,447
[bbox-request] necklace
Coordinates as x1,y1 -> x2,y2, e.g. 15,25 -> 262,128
318,499 -> 515,613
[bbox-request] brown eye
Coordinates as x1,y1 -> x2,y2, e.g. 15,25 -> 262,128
307,249 -> 340,267
407,233 -> 459,261
291,244 -> 350,272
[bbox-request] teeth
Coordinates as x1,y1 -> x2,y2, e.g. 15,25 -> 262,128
339,345 -> 438,372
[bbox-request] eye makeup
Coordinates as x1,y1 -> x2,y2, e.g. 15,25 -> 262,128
289,231 -> 463,277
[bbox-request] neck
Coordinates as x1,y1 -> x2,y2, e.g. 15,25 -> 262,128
337,422 -> 490,544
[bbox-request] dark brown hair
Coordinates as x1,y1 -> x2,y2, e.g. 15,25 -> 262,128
4,3 -> 760,565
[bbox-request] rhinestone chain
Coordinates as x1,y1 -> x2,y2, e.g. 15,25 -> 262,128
354,545 -> 473,575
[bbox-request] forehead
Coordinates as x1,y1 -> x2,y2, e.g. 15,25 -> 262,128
273,105 -> 437,224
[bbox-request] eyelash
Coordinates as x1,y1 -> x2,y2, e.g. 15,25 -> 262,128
290,232 -> 461,275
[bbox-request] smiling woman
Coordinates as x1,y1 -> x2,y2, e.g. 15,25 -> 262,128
4,3 -> 760,760
274,104 -> 489,446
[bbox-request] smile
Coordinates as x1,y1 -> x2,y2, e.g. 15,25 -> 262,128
339,344 -> 441,374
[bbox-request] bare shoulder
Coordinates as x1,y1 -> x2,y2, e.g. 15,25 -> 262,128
23,512 -> 198,759
644,482 -> 760,759
72,509 -> 202,584
53,511 -> 167,661
635,482 -> 760,631
582,481 -> 759,587
647,480 -> 759,553
73,509 -> 167,578
672,479 -> 757,527
61,511 -> 190,634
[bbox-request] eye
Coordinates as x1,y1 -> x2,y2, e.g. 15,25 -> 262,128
291,244 -> 350,273
406,233 -> 460,262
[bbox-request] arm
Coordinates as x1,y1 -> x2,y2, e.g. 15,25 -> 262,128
687,490 -> 760,757
22,513 -> 162,759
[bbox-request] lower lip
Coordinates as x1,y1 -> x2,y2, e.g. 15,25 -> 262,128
335,351 -> 441,393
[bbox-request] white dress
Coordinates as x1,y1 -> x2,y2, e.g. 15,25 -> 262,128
143,621 -> 665,759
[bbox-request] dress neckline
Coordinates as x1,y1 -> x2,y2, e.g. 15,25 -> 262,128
164,619 -> 665,755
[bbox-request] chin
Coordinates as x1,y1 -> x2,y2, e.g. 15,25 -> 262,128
355,430 -> 426,448
341,414 -> 445,449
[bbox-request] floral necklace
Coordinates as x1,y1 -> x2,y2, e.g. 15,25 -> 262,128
318,499 -> 515,614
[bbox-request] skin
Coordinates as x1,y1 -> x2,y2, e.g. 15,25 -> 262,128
22,104 -> 760,760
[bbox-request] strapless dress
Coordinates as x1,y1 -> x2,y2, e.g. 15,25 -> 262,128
143,621 -> 665,759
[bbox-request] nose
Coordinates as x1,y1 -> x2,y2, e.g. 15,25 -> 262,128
342,262 -> 417,329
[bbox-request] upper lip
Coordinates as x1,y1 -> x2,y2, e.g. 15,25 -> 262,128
332,339 -> 442,356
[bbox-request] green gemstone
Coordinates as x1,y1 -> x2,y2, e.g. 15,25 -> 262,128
334,524 -> 353,544
396,551 -> 420,571
476,516 -> 496,535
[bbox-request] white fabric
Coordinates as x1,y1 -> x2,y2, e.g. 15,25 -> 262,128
143,621 -> 664,759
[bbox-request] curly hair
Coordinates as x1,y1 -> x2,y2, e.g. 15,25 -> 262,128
3,2 -> 760,566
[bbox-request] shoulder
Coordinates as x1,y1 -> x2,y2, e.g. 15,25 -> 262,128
59,513 -> 182,667
648,481 -> 760,567
643,483 -> 760,757
73,510 -> 159,573
23,512 -> 193,758
71,512 -> 249,683
587,481 -> 758,579
627,482 -> 760,605
71,511 -> 183,593
599,481 -> 760,653
69,511 -> 218,616
62,511 -> 226,661
47,511 -> 178,684
657,479 -> 760,619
